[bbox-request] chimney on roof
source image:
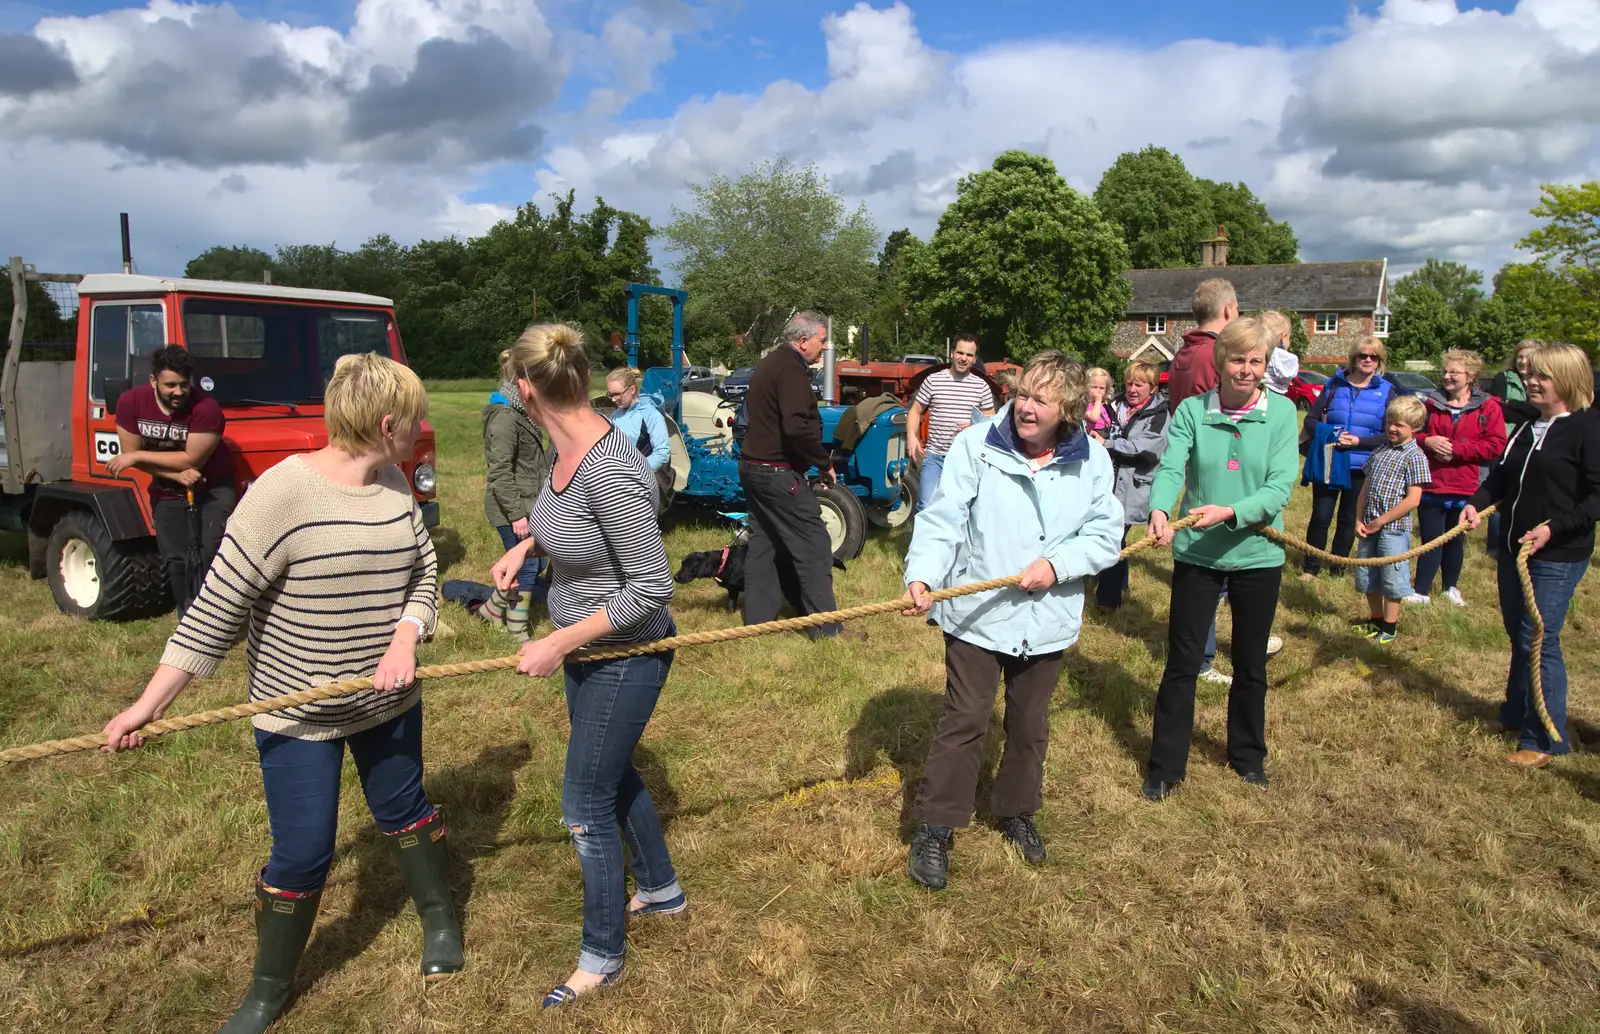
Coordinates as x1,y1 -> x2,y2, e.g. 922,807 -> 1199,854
1199,224 -> 1229,268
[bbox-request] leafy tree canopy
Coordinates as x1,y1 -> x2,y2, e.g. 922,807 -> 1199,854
1391,258 -> 1484,321
1093,146 -> 1215,270
1516,182 -> 1600,354
1196,179 -> 1299,265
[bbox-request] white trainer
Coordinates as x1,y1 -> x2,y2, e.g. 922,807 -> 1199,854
1265,635 -> 1284,657
1199,668 -> 1234,686
1441,587 -> 1466,607
1401,593 -> 1430,605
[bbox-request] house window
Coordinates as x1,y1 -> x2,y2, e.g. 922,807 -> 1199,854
1314,313 -> 1339,335
1372,313 -> 1390,337
1145,316 -> 1166,334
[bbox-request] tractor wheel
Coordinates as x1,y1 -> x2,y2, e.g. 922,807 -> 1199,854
45,510 -> 171,621
814,482 -> 868,562
867,476 -> 917,531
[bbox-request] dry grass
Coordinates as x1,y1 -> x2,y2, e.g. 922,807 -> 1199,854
2,389 -> 1599,1032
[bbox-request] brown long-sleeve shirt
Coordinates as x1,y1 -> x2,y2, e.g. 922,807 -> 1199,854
739,345 -> 831,472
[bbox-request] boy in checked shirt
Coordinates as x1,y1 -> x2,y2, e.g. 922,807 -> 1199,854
1352,395 -> 1432,643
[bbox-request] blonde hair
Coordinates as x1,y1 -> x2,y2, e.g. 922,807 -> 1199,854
1019,351 -> 1088,428
607,366 -> 642,391
1193,278 -> 1237,323
1510,338 -> 1543,371
1385,394 -> 1427,431
1438,349 -> 1484,381
1527,341 -> 1595,411
500,323 -> 590,409
1086,366 -> 1112,398
1348,336 -> 1388,376
1123,360 -> 1160,388
323,353 -> 428,454
1211,316 -> 1276,375
1259,310 -> 1291,342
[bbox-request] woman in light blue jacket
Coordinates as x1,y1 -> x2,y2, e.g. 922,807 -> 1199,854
902,351 -> 1123,891
604,367 -> 671,472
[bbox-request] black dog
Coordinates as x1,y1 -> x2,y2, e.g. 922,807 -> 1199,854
675,544 -> 846,612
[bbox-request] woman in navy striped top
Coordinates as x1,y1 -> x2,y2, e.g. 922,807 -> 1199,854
489,323 -> 681,1007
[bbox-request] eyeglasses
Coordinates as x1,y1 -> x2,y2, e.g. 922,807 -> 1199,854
1356,353 -> 1381,361
607,390 -> 629,399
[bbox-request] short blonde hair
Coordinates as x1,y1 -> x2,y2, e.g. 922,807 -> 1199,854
1019,351 -> 1088,428
1438,349 -> 1484,381
1123,360 -> 1160,388
1386,394 -> 1427,431
607,366 -> 642,391
323,353 -> 427,454
1259,310 -> 1291,342
1193,278 -> 1237,323
1349,336 -> 1388,375
500,323 -> 590,409
1211,316 -> 1276,375
1527,341 -> 1595,411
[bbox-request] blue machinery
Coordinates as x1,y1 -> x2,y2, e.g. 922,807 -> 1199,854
624,283 -> 687,425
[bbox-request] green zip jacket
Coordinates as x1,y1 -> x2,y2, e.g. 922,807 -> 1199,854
482,401 -> 550,528
1148,389 -> 1299,571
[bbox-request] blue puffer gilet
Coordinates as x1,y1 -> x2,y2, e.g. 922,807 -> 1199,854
1321,369 -> 1393,472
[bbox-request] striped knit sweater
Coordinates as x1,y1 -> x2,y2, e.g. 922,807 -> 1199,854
160,456 -> 438,740
532,428 -> 674,647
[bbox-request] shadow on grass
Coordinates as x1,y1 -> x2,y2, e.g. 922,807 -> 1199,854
1352,979 -> 1493,1034
430,526 -> 468,576
293,740 -> 531,999
0,530 -> 29,570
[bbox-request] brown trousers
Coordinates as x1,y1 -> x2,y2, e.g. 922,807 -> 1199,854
913,635 -> 1065,829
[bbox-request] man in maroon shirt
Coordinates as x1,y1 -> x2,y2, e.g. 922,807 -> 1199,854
1167,278 -> 1238,412
108,346 -> 236,615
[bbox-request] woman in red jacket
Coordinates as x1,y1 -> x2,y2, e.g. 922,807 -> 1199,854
1409,349 -> 1506,605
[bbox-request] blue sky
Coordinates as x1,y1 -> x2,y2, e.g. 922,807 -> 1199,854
0,0 -> 1587,276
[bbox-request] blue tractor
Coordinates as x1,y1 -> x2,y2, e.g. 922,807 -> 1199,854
618,284 -> 914,560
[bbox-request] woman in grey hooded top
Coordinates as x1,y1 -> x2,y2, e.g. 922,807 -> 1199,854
1093,360 -> 1170,610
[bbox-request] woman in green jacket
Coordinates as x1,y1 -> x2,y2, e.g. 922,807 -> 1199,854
482,369 -> 552,633
1142,317 -> 1300,802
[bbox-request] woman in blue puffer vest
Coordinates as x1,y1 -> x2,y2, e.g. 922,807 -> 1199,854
1297,336 -> 1394,579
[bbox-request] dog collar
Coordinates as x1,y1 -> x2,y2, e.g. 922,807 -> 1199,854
712,546 -> 731,585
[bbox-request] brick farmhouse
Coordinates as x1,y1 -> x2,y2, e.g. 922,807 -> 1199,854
1112,229 -> 1391,365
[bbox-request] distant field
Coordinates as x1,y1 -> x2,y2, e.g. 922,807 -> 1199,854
2,390 -> 1599,1032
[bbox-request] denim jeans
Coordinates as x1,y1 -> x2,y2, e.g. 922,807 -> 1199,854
254,701 -> 433,892
1302,470 -> 1366,575
562,651 -> 682,975
1414,495 -> 1467,595
1495,555 -> 1588,755
917,451 -> 946,513
1096,527 -> 1130,609
495,525 -> 549,593
1353,526 -> 1413,600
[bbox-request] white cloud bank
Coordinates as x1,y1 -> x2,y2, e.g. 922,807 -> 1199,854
3,0 -> 1599,277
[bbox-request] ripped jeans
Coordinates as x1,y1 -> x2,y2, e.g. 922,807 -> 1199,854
561,649 -> 682,975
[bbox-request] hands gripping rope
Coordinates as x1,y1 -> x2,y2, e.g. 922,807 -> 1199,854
3,504 -> 1553,768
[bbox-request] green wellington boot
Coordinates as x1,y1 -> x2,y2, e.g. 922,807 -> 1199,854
219,882 -> 321,1034
387,810 -> 465,980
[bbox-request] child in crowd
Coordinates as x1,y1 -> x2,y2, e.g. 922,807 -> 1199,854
1260,311 -> 1298,396
1085,367 -> 1115,438
1352,395 -> 1431,643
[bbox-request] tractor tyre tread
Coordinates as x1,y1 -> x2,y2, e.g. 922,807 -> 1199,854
45,510 -> 171,621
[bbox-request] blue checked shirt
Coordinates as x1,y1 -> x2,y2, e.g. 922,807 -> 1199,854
1361,439 -> 1431,533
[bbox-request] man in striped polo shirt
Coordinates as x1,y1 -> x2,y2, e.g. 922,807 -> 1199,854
907,333 -> 996,512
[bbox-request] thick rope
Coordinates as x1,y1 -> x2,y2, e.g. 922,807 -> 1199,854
6,507 -> 1556,766
1515,529 -> 1561,744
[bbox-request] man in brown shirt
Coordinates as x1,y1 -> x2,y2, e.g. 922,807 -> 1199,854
738,311 -> 858,639
1166,277 -> 1237,412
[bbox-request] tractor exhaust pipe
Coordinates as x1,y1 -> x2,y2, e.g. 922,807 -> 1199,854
821,317 -> 837,404
119,213 -> 132,274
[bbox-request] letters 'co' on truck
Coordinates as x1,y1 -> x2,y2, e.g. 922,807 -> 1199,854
4,257 -> 439,621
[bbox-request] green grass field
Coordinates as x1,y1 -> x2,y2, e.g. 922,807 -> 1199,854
3,390 -> 1599,1032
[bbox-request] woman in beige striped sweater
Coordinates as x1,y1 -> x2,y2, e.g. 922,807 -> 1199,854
101,354 -> 458,1034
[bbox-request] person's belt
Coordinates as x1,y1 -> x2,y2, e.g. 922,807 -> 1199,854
739,458 -> 795,469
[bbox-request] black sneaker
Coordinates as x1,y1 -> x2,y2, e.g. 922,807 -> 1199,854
1001,815 -> 1046,865
1237,769 -> 1270,788
1141,776 -> 1181,802
907,823 -> 951,890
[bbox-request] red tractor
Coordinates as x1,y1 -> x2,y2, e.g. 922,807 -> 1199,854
4,256 -> 439,620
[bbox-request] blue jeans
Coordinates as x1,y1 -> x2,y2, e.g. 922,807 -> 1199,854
1096,528 -> 1131,609
496,525 -> 549,593
1414,495 -> 1467,595
916,451 -> 945,513
562,652 -> 683,975
1496,556 -> 1588,755
255,701 -> 433,892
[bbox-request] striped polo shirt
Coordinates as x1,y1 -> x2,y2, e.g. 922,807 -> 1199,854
914,369 -> 996,456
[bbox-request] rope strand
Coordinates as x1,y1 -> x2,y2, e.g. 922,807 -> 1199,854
5,505 -> 1553,767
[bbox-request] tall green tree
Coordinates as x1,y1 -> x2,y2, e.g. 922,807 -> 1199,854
1386,283 -> 1459,362
1456,293 -> 1540,367
185,245 -> 280,284
1196,179 -> 1299,265
864,228 -> 933,358
907,150 -> 1131,362
1516,182 -> 1600,353
1093,146 -> 1215,269
665,159 -> 879,365
1391,259 -> 1485,320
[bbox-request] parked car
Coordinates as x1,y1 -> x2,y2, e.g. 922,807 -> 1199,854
718,365 -> 755,403
680,365 -> 715,393
901,354 -> 941,366
1286,369 -> 1327,410
1386,371 -> 1438,396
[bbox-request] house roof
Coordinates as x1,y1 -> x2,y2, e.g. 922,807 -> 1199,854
1124,260 -> 1387,316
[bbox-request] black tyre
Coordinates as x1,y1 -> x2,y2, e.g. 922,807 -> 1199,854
27,529 -> 47,580
867,475 -> 917,531
814,482 -> 868,562
45,510 -> 170,621
1295,397 -> 1309,411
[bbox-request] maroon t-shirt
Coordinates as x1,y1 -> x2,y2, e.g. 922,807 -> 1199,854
114,384 -> 235,500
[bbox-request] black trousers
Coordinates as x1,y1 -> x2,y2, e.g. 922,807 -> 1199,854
915,635 -> 1064,828
739,463 -> 840,637
1148,562 -> 1282,782
152,486 -> 236,616
1301,469 -> 1365,575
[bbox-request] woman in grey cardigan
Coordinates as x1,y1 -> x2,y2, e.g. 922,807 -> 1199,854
1094,360 -> 1170,610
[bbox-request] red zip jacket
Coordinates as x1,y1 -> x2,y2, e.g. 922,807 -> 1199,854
1415,389 -> 1506,496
